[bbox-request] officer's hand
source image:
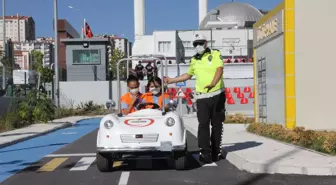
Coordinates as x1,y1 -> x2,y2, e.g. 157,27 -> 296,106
163,76 -> 171,84
204,84 -> 215,92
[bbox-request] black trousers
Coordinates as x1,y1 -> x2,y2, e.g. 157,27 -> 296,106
196,92 -> 226,155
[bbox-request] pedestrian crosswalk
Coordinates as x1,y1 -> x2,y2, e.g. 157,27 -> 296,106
32,154 -> 218,172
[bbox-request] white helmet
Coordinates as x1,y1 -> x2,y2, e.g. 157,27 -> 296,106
193,33 -> 207,43
193,33 -> 207,45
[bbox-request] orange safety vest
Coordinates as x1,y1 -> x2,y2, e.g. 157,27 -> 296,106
120,92 -> 144,113
142,92 -> 170,109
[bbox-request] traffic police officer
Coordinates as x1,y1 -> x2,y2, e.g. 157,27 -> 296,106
164,33 -> 226,163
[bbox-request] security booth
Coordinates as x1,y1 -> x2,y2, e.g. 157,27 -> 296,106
253,2 -> 288,127
61,38 -> 113,81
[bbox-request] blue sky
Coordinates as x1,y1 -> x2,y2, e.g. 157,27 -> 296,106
3,0 -> 282,42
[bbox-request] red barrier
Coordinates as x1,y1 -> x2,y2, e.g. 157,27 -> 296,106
227,98 -> 235,104
244,87 -> 251,93
233,87 -> 240,93
240,98 -> 248,104
237,92 -> 244,98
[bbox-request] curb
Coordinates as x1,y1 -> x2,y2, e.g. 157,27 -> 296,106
0,116 -> 103,149
221,149 -> 336,176
183,121 -> 336,176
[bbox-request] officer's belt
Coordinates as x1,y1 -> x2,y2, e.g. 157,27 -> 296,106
195,88 -> 224,99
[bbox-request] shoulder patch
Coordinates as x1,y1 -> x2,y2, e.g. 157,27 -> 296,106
208,55 -> 213,61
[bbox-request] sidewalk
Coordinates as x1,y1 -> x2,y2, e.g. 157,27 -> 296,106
0,115 -> 104,148
183,116 -> 336,176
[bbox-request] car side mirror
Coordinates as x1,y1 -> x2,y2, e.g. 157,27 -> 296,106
168,100 -> 178,108
106,99 -> 116,109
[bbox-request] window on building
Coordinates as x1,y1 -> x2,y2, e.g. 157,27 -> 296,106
158,41 -> 171,52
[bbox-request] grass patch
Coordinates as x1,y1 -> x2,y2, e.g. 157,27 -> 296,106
247,122 -> 336,155
224,113 -> 254,124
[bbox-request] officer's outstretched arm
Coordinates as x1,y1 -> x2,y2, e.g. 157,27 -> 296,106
168,73 -> 192,83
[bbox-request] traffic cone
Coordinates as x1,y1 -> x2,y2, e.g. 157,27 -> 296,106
248,92 -> 254,98
233,87 -> 240,93
237,92 -> 244,98
240,98 -> 248,104
226,93 -> 232,99
225,87 -> 231,93
227,98 -> 235,104
244,87 -> 251,93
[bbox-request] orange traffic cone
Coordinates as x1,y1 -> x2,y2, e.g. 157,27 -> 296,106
226,93 -> 232,99
237,92 -> 244,98
225,87 -> 231,93
240,98 -> 248,104
227,98 -> 235,104
248,92 -> 254,98
244,87 -> 251,93
233,87 -> 240,93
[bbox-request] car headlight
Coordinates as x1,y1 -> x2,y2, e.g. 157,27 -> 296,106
104,120 -> 114,129
165,117 -> 175,127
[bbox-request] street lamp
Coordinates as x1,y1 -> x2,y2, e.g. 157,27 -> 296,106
53,0 -> 60,107
2,0 -> 6,89
68,5 -> 85,38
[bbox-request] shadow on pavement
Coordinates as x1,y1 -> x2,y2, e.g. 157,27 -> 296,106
222,141 -> 263,154
0,143 -> 69,154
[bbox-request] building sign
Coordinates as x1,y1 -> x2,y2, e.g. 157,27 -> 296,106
257,19 -> 278,42
253,10 -> 283,47
73,49 -> 101,65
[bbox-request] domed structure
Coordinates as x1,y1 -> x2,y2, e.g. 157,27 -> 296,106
199,2 -> 263,29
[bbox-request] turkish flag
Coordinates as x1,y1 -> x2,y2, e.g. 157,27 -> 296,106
84,22 -> 93,38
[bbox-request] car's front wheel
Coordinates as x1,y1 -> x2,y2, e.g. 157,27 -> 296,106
96,152 -> 113,172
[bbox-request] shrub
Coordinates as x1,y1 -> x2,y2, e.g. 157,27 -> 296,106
224,113 -> 254,124
18,90 -> 55,124
247,123 -> 336,155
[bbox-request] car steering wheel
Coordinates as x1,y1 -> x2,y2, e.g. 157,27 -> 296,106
137,102 -> 161,110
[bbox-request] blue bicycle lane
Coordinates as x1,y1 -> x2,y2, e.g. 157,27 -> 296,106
0,118 -> 101,183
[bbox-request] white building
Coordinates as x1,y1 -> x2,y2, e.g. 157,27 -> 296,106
0,14 -> 35,43
13,41 -> 54,69
132,1 -> 263,70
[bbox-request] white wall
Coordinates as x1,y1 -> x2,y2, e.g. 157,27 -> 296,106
59,79 -> 254,116
295,0 -> 336,130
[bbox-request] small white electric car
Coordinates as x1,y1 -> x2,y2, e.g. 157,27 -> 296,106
96,55 -> 188,172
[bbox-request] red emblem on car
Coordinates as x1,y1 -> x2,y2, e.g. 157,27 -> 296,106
124,118 -> 154,127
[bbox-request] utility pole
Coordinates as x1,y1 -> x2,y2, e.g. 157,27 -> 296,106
53,0 -> 60,107
2,0 -> 6,89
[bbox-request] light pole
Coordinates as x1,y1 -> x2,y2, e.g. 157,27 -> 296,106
68,5 -> 85,38
54,0 -> 59,107
2,0 -> 6,89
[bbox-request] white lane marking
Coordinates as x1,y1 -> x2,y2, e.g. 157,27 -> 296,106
192,154 -> 217,167
118,172 -> 130,185
45,153 -> 96,157
70,157 -> 96,171
61,132 -> 78,135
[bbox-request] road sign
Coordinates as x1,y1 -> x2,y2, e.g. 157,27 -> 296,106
176,88 -> 185,98
176,81 -> 186,87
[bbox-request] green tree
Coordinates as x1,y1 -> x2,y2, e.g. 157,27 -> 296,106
0,51 -> 15,76
108,48 -> 126,80
31,50 -> 54,83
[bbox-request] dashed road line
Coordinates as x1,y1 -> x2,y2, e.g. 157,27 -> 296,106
45,153 -> 96,157
70,157 -> 96,171
37,157 -> 68,172
118,172 -> 130,185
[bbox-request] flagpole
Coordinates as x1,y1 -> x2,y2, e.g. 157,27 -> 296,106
83,18 -> 86,39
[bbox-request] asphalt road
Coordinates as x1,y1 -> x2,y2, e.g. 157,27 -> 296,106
1,119 -> 336,185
